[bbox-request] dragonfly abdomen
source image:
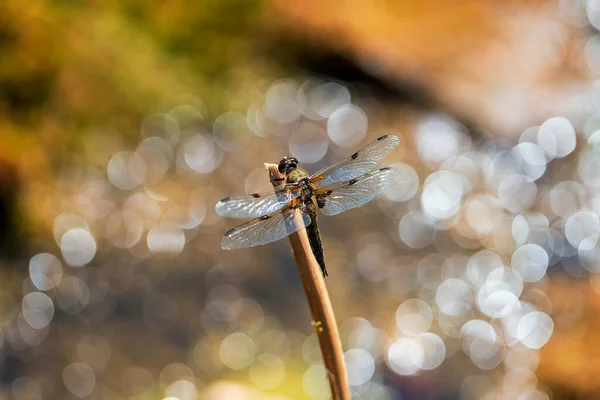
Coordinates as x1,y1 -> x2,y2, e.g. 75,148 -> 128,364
305,201 -> 328,277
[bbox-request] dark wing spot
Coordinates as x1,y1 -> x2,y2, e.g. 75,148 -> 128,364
349,178 -> 358,185
351,152 -> 358,160
317,195 -> 327,208
224,228 -> 236,237
327,190 -> 332,196
260,215 -> 270,220
252,193 -> 261,198
380,167 -> 391,171
377,135 -> 389,141
220,197 -> 231,202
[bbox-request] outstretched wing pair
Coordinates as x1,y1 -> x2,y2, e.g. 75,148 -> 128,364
216,135 -> 402,250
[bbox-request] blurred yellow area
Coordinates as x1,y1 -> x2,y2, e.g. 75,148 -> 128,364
0,0 -> 263,178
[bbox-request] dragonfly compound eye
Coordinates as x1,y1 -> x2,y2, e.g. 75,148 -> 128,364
277,158 -> 288,174
278,157 -> 298,174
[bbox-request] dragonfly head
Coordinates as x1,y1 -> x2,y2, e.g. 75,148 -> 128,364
278,156 -> 298,175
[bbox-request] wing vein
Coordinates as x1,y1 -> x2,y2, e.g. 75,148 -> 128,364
311,135 -> 400,189
321,167 -> 402,216
221,207 -> 311,249
216,184 -> 301,219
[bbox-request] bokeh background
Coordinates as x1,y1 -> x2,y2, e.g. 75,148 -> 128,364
1,0 -> 600,399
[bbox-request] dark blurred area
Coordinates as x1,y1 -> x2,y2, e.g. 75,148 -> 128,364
1,0 -> 600,399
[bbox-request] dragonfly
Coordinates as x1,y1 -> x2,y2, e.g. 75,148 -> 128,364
216,134 -> 402,277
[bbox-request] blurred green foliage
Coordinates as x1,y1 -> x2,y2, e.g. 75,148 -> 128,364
0,0 -> 265,172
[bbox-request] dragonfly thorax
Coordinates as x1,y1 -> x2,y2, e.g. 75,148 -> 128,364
286,168 -> 309,184
287,169 -> 313,198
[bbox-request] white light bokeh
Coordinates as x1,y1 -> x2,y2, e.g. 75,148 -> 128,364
105,210 -> 144,249
165,379 -> 199,400
289,121 -> 329,163
309,82 -> 351,119
462,195 -> 501,238
436,279 -> 472,316
29,253 -> 63,291
416,116 -> 464,166
387,337 -> 425,376
497,174 -> 537,213
213,111 -> 252,152
265,79 -> 301,124
487,267 -> 524,298
399,211 -> 434,249
418,332 -> 446,370
60,228 -> 97,267
63,362 -> 96,398
220,332 -> 256,370
512,142 -> 548,181
159,363 -> 194,391
549,181 -> 586,218
466,250 -> 504,287
345,319 -> 384,359
303,364 -> 331,400
327,105 -> 368,147
479,289 -> 520,319
136,137 -> 173,186
147,222 -> 186,256
53,213 -> 88,247
588,0 -> 600,30
297,78 -> 324,120
422,171 -> 470,220
461,320 -> 503,370
564,210 -> 600,248
517,311 -> 554,349
22,292 -> 54,330
108,151 -> 147,190
511,244 -> 549,283
382,162 -> 419,202
123,192 -> 162,228
183,134 -> 222,174
356,243 -> 391,282
517,389 -> 550,400
302,334 -> 322,365
536,117 -> 576,159
396,299 -> 433,335
344,348 -> 375,386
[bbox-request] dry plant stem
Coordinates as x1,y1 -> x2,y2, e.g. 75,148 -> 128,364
266,163 -> 351,400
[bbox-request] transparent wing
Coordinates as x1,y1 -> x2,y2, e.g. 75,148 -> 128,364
216,184 -> 301,219
319,167 -> 402,216
311,135 -> 400,189
221,207 -> 311,249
